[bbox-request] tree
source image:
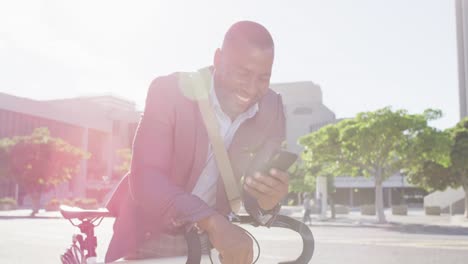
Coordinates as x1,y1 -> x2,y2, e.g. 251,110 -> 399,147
287,161 -> 316,205
299,107 -> 443,223
114,148 -> 131,179
288,161 -> 315,193
289,157 -> 339,216
403,129 -> 453,192
0,138 -> 16,200
450,118 -> 468,217
0,137 -> 15,180
406,117 -> 468,218
5,127 -> 89,215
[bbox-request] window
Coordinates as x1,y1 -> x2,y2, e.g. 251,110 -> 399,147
293,107 -> 313,115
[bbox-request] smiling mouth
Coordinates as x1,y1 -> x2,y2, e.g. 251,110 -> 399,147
236,94 -> 251,103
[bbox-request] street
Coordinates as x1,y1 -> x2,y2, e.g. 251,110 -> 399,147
1,212 -> 468,264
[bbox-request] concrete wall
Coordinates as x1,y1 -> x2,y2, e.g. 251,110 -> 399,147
424,187 -> 465,213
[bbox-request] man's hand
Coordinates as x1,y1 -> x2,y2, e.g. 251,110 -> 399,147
198,214 -> 253,264
243,169 -> 289,210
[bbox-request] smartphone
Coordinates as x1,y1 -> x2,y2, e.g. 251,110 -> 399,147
261,150 -> 298,173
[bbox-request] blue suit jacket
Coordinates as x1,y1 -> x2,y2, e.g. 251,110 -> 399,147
104,69 -> 286,263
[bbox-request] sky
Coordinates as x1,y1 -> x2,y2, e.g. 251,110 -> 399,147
0,0 -> 460,129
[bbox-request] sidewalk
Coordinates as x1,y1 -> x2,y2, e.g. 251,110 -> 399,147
1,206 -> 468,229
278,206 -> 468,229
0,208 -> 63,219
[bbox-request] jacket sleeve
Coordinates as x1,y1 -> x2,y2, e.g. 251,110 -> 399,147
128,75 -> 216,229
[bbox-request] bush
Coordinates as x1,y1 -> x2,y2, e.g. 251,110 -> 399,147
0,197 -> 17,210
425,206 -> 441,216
73,198 -> 98,209
45,198 -> 77,211
335,204 -> 349,214
392,205 -> 408,215
360,204 -> 376,215
60,199 -> 74,207
45,198 -> 60,211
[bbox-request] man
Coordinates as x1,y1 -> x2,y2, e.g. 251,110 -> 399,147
105,21 -> 289,264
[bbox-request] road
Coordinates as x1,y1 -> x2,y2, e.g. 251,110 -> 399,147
1,215 -> 468,263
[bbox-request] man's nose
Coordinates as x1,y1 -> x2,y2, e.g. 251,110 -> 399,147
244,78 -> 258,95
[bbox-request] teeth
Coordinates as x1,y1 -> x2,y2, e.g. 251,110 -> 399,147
236,94 -> 250,102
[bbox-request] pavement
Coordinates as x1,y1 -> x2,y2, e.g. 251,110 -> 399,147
2,205 -> 468,228
1,206 -> 468,264
277,206 -> 468,229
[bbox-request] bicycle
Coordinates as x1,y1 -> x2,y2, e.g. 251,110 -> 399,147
59,205 -> 314,264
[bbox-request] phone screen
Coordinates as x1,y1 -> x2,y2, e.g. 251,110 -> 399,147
262,151 -> 298,173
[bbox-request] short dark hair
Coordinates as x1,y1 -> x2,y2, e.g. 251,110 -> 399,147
222,21 -> 274,52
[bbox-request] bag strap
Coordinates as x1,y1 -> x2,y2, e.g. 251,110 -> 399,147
179,68 -> 241,213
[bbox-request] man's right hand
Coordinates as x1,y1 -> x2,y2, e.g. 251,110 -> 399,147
198,214 -> 253,264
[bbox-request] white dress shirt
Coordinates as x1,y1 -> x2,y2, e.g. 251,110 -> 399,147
191,83 -> 259,207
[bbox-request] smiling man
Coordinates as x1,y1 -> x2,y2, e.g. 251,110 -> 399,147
105,21 -> 288,264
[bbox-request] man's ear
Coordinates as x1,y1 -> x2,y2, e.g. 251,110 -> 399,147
213,48 -> 222,69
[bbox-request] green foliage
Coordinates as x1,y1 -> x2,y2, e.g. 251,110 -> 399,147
451,117 -> 468,187
300,107 -> 441,180
73,197 -> 98,209
0,197 -> 17,206
0,137 -> 16,180
44,198 -> 60,211
288,160 -> 316,193
299,107 -> 445,222
403,127 -> 453,192
114,148 -> 132,177
406,117 -> 468,192
406,161 -> 454,191
45,197 -> 74,209
4,127 -> 89,194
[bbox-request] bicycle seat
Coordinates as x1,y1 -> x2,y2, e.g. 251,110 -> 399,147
60,205 -> 112,220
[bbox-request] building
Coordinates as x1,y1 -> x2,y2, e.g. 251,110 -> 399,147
333,174 -> 425,208
0,92 -> 140,203
270,81 -> 336,153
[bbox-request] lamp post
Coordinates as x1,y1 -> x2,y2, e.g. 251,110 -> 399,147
456,0 -> 468,119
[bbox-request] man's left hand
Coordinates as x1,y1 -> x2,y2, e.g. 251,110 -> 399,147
243,169 -> 289,210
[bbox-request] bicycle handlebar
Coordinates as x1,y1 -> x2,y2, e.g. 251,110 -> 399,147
184,214 -> 314,264
60,205 -> 314,264
233,214 -> 314,264
185,229 -> 202,264
271,215 -> 315,264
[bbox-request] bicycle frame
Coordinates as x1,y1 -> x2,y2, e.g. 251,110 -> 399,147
60,205 -> 314,264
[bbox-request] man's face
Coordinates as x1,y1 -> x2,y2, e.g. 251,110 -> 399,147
214,43 -> 274,119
